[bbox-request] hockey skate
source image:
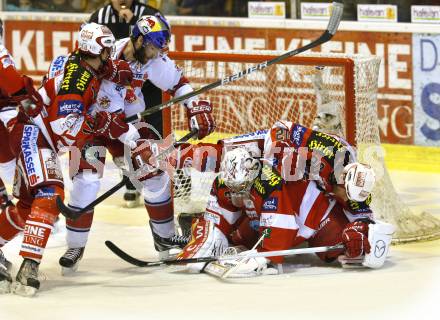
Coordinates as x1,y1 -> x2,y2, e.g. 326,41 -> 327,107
59,247 -> 85,275
149,221 -> 190,260
0,249 -> 12,294
11,258 -> 40,296
123,182 -> 141,208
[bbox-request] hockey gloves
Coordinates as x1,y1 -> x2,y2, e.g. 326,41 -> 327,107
18,76 -> 44,118
186,100 -> 215,139
102,59 -> 133,86
93,111 -> 129,140
342,220 -> 371,258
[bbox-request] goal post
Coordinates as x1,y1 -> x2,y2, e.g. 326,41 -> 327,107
162,50 -> 440,243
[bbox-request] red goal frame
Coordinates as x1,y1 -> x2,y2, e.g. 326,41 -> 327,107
163,51 -> 356,145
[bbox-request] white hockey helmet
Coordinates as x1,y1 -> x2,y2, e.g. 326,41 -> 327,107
343,162 -> 376,202
78,22 -> 115,57
220,147 -> 261,194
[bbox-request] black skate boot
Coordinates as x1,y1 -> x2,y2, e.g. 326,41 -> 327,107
0,249 -> 12,294
149,221 -> 190,260
59,247 -> 85,275
123,181 -> 140,208
12,258 -> 40,296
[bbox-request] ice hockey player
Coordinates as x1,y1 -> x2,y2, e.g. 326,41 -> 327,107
176,147 -> 394,277
0,17 -> 22,213
167,117 -> 377,229
0,16 -> 46,294
58,13 -> 216,272
0,22 -> 124,296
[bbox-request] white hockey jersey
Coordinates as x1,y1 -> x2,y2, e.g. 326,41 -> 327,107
93,38 -> 193,119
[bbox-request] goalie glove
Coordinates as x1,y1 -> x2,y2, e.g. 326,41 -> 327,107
342,220 -> 371,258
186,100 -> 215,139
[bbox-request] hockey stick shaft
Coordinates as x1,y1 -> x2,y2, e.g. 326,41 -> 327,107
221,228 -> 268,278
105,240 -> 344,267
56,176 -> 129,220
125,1 -> 343,123
56,129 -> 198,219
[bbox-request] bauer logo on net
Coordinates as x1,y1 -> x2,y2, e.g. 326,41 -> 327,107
262,197 -> 278,211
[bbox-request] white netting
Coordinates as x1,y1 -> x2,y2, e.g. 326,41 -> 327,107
168,50 -> 440,243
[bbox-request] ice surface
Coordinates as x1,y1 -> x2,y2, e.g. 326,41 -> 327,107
1,169 -> 440,320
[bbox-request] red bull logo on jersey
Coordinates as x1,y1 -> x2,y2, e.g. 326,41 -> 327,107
21,125 -> 44,186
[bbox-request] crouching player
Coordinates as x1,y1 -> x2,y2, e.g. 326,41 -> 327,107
176,147 -> 394,277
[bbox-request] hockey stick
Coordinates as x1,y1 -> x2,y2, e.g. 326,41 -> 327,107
56,176 -> 130,220
56,129 -> 199,220
124,1 -> 344,123
220,228 -> 269,278
105,240 -> 345,268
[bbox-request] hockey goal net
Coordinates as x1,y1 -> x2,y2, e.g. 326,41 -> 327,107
163,50 -> 440,243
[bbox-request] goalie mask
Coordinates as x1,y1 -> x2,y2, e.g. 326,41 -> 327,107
343,162 -> 375,202
220,147 -> 261,194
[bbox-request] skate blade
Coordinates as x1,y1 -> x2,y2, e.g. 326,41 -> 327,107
11,281 -> 38,297
125,200 -> 140,208
61,263 -> 79,276
0,280 -> 11,294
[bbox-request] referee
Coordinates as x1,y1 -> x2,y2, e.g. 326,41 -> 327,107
89,0 -> 163,207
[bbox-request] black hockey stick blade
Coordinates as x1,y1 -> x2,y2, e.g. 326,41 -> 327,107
125,1 -> 344,122
105,240 -> 163,267
57,175 -> 130,220
105,240 -> 218,267
105,240 -> 345,268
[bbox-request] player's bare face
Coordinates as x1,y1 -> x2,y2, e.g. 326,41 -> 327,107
134,37 -> 160,64
143,43 -> 160,60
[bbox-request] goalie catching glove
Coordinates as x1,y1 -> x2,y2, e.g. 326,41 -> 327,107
341,220 -> 371,258
186,100 -> 215,139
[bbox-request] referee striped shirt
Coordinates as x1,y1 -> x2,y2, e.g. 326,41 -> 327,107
88,1 -> 159,40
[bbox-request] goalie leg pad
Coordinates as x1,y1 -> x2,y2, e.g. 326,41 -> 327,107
362,221 -> 395,269
178,218 -> 228,273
